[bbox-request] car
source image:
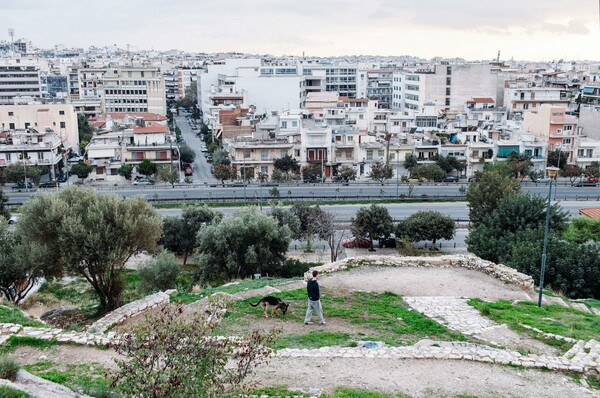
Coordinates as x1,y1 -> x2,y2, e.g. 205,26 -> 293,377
67,155 -> 84,163
572,181 -> 598,187
57,174 -> 69,183
10,181 -> 33,189
342,236 -> 371,248
378,236 -> 397,248
206,155 -> 213,163
132,178 -> 154,185
8,215 -> 20,224
533,177 -> 552,183
184,167 -> 193,176
467,176 -> 480,182
39,180 -> 58,188
442,176 -> 459,183
201,147 -> 209,153
303,177 -> 324,183
588,177 -> 600,183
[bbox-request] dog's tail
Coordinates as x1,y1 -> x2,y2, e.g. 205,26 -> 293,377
249,300 -> 262,307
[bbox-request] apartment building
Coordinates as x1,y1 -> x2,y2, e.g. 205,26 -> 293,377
464,97 -> 507,127
0,60 -> 41,104
503,81 -> 569,119
103,67 -> 166,115
578,105 -> 600,140
0,104 -> 79,151
300,64 -> 359,99
0,127 -> 63,179
522,105 -> 578,162
366,69 -> 393,109
227,137 -> 294,178
574,140 -> 600,171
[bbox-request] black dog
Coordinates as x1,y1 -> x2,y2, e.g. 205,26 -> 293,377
249,296 -> 289,318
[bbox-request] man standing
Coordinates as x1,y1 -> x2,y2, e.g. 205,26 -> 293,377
304,270 -> 325,325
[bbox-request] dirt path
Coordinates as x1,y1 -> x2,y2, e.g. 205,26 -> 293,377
319,266 -> 533,301
251,357 -> 599,398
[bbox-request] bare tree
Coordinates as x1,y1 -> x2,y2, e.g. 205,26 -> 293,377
310,211 -> 346,262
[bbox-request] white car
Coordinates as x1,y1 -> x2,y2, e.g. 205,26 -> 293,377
8,214 -> 20,224
67,155 -> 85,163
133,178 -> 154,185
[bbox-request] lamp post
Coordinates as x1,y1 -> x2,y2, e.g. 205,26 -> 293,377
396,149 -> 400,197
243,149 -> 247,201
538,166 -> 560,307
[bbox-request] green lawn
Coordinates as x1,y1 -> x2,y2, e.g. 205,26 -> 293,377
469,299 -> 600,349
0,306 -> 47,328
24,360 -> 116,398
0,386 -> 32,398
217,288 -> 466,349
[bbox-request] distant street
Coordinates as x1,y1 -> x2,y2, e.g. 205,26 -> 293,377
174,115 -> 216,183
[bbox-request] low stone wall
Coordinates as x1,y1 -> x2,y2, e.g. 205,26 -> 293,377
87,289 -> 176,334
276,339 -> 600,374
305,254 -> 534,291
0,323 -> 111,346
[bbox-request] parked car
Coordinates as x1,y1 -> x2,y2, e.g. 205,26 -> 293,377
206,155 -> 213,163
342,236 -> 371,248
378,236 -> 397,248
467,176 -> 480,182
184,167 -> 193,176
572,180 -> 598,187
442,176 -> 459,183
132,178 -> 154,185
10,181 -> 33,189
533,177 -> 552,183
39,180 -> 58,188
57,174 -> 69,183
588,176 -> 600,183
67,155 -> 84,163
8,214 -> 20,224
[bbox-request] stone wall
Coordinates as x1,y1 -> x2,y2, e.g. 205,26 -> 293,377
304,254 -> 534,291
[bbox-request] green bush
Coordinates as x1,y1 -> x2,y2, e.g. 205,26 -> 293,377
0,386 -> 30,398
0,356 -> 21,381
396,236 -> 420,256
138,251 -> 181,294
278,259 -> 321,278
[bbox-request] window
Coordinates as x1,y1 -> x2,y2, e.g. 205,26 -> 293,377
37,152 -> 44,160
261,166 -> 268,174
261,149 -> 268,160
9,123 -> 15,129
59,110 -> 65,115
562,138 -> 572,145
280,150 -> 287,158
347,136 -> 354,141
60,122 -> 66,128
8,112 -> 13,116
243,149 -> 251,158
281,121 -> 287,128
292,121 -> 297,127
366,150 -> 373,161
378,150 -> 385,158
295,149 -> 300,157
6,153 -> 11,161
390,153 -> 395,160
587,149 -> 593,157
564,125 -> 573,131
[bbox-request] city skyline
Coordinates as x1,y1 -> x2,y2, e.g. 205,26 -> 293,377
1,0 -> 599,61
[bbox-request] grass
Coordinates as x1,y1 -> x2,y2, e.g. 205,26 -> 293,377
249,386 -> 411,398
217,288 -> 466,349
0,305 -> 48,328
24,360 -> 117,397
0,336 -> 57,355
469,299 -> 600,349
0,355 -> 21,380
0,386 -> 32,398
170,277 -> 298,304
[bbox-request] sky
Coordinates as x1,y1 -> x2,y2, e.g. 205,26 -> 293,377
1,0 -> 599,61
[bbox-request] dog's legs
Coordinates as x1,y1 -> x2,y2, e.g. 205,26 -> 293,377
262,302 -> 268,318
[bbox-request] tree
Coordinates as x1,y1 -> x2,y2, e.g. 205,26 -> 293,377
138,159 -> 157,177
412,164 -> 446,182
274,155 -> 300,176
70,161 -> 93,183
586,161 -> 600,178
0,221 -> 59,305
179,144 -> 196,164
269,207 -> 301,240
351,204 -> 394,251
212,149 -> 230,166
257,171 -> 268,183
338,165 -> 357,181
271,168 -> 286,182
111,299 -> 276,398
396,211 -> 456,249
77,114 -> 93,150
213,164 -> 234,184
3,162 -> 43,185
506,152 -> 533,180
157,166 -> 180,186
196,209 -> 291,281
301,164 -> 322,182
465,170 -> 521,227
0,189 -> 8,220
369,163 -> 393,184
290,204 -> 323,241
404,154 -> 418,176
117,164 -> 133,180
435,155 -> 464,175
159,205 -> 222,265
16,188 -> 163,312
466,193 -> 567,264
311,211 -> 346,262
561,164 -> 584,183
563,217 -> 600,244
547,149 -> 568,170
137,250 -> 181,294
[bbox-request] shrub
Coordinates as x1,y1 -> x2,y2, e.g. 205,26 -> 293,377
278,259 -> 322,278
0,356 -> 21,380
0,386 -> 30,398
138,251 -> 181,294
396,236 -> 420,256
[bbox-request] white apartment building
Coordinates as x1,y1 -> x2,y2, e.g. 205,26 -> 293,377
578,105 -> 600,141
0,104 -> 79,151
103,67 -> 166,115
0,61 -> 41,104
464,97 -> 507,127
0,127 -> 63,179
574,140 -> 600,170
503,82 -> 569,120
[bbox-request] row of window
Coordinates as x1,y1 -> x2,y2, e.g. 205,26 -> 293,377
106,99 -> 148,104
3,121 -> 66,129
105,89 -> 148,95
106,107 -> 148,112
3,152 -> 50,161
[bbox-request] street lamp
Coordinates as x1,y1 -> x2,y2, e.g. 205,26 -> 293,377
396,149 -> 400,197
538,165 -> 560,307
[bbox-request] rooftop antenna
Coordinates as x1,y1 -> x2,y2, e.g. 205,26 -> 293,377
497,50 -> 500,63
8,28 -> 14,54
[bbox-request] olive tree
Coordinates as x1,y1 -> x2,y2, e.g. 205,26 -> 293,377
196,209 -> 291,281
396,211 -> 456,249
369,163 -> 393,184
465,169 -> 520,227
351,204 -> 394,251
16,188 -> 163,312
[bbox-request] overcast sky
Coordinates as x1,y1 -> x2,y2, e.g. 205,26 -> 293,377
2,0 -> 599,61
